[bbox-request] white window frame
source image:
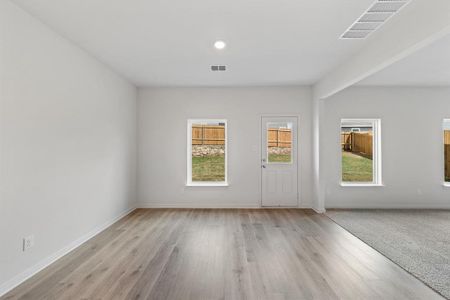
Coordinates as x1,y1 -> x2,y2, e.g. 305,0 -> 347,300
443,119 -> 450,187
340,119 -> 383,187
186,119 -> 228,187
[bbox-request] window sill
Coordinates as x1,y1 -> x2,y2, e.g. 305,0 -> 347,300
340,183 -> 384,187
186,182 -> 229,187
443,183 -> 450,187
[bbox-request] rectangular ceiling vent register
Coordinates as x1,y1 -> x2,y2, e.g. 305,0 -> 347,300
341,0 -> 410,39
211,65 -> 226,71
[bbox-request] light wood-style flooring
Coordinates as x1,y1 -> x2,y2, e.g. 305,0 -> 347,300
1,209 -> 443,300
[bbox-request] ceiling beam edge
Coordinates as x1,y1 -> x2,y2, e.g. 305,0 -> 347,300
313,0 -> 450,100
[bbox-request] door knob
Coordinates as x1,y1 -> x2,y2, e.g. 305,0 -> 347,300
262,165 -> 266,168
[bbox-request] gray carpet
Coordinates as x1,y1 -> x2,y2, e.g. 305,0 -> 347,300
327,210 -> 450,299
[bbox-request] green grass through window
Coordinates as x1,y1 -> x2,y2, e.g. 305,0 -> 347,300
192,155 -> 225,181
268,154 -> 291,163
342,151 -> 373,182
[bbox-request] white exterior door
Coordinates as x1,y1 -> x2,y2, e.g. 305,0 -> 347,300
261,116 -> 298,207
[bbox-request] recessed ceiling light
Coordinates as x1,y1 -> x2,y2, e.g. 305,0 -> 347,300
214,40 -> 226,50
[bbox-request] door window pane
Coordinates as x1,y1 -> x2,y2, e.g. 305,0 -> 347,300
267,122 -> 292,163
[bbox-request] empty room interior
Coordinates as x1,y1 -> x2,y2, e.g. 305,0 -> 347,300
1,0 -> 450,299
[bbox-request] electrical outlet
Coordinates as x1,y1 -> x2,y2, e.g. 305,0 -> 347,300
23,235 -> 34,251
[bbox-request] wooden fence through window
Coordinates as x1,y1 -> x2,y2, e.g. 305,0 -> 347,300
267,128 -> 292,148
192,125 -> 225,145
342,131 -> 450,177
341,132 -> 373,159
191,125 -> 292,148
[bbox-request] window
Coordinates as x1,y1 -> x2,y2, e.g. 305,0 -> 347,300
187,119 -> 227,186
266,122 -> 293,164
341,119 -> 382,186
444,119 -> 450,185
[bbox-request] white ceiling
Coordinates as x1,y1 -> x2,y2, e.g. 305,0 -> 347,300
359,33 -> 450,87
12,0 -> 375,87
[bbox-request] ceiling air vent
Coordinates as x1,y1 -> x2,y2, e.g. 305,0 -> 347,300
340,0 -> 410,39
211,65 -> 226,71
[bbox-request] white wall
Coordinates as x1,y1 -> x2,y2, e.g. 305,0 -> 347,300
311,98 -> 326,212
0,0 -> 137,292
138,87 -> 313,208
323,86 -> 450,209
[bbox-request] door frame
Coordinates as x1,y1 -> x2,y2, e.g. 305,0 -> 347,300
260,115 -> 300,207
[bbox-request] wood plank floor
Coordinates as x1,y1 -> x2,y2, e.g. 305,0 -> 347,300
1,209 -> 443,300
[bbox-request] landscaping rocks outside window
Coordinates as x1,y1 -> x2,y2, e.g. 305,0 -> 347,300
192,145 -> 225,157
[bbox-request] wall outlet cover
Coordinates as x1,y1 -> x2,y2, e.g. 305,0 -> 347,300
23,235 -> 34,251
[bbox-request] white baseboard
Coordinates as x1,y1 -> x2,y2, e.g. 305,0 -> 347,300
137,202 -> 313,209
0,206 -> 137,298
326,203 -> 450,209
137,202 -> 261,208
312,207 -> 326,214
